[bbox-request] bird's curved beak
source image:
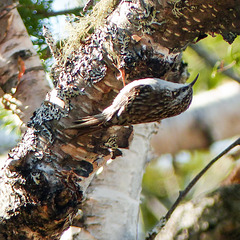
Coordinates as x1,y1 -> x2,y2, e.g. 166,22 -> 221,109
189,74 -> 199,87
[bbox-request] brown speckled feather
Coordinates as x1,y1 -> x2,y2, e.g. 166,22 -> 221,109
70,75 -> 198,132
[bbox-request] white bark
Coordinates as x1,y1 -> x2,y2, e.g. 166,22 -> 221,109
73,123 -> 156,240
0,7 -> 50,124
151,82 -> 240,155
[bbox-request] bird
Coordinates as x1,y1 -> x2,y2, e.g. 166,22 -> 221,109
69,75 -> 198,131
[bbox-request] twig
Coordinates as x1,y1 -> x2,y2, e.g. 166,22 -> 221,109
146,137 -> 240,240
17,6 -> 84,18
83,0 -> 95,12
190,43 -> 240,83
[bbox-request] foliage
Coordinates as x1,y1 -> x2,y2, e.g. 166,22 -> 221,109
141,149 -> 234,232
184,35 -> 240,92
0,103 -> 21,135
18,0 -> 54,58
17,0 -> 85,59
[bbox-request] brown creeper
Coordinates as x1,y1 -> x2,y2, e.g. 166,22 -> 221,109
70,75 -> 198,131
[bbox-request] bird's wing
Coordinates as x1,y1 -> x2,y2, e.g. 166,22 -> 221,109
110,84 -> 155,124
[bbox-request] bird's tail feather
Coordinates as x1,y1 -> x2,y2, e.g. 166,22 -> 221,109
69,114 -> 105,129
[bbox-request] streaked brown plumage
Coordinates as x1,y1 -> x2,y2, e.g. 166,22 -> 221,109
70,75 -> 198,131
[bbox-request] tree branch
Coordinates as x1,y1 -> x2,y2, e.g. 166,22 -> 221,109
0,2 -> 50,124
1,0 -> 240,239
147,137 -> 240,240
21,7 -> 84,18
190,43 -> 240,83
75,124 -> 155,240
155,184 -> 240,239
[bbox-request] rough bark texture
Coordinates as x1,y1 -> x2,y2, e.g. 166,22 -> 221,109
0,0 -> 240,239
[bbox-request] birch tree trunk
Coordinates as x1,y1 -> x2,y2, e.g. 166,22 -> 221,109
0,1 -> 50,124
76,124 -> 155,240
0,0 -> 240,239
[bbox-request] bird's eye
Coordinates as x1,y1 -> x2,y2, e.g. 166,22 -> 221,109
172,91 -> 178,97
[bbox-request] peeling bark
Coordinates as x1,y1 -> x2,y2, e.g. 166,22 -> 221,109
0,0 -> 240,239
